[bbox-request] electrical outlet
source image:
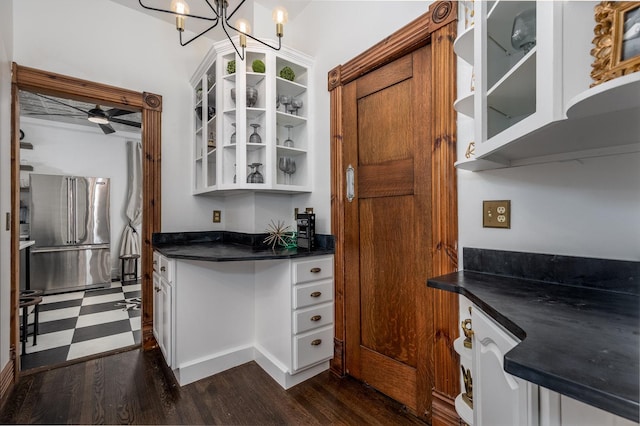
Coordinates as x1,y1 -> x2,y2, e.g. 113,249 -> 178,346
212,210 -> 221,223
483,200 -> 510,229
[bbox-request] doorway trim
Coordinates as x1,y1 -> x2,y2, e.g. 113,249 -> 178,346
328,1 -> 460,423
8,63 -> 161,384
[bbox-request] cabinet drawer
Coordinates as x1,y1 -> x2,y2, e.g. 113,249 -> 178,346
293,326 -> 334,371
293,257 -> 333,284
293,280 -> 333,309
293,303 -> 333,334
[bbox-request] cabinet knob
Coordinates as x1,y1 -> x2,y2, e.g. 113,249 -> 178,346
153,260 -> 158,265
154,286 -> 161,292
310,339 -> 322,346
160,266 -> 166,272
310,291 -> 322,298
310,315 -> 322,322
310,267 -> 321,273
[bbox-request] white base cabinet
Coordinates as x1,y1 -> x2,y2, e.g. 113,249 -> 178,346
153,251 -> 174,367
472,306 -> 538,426
458,295 -> 639,426
152,251 -> 334,389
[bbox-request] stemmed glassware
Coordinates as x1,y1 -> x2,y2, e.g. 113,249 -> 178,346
279,95 -> 291,113
278,157 -> 296,185
247,163 -> 264,183
291,98 -> 303,116
249,124 -> 262,144
230,123 -> 236,144
283,125 -> 294,147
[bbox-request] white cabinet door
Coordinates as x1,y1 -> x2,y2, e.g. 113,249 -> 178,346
159,278 -> 172,367
152,272 -> 162,348
473,307 -> 538,426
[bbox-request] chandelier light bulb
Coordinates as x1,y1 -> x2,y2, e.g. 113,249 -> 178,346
236,19 -> 251,48
272,6 -> 287,37
272,7 -> 288,24
170,0 -> 190,31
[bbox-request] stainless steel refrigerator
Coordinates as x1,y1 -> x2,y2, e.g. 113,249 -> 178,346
29,174 -> 111,294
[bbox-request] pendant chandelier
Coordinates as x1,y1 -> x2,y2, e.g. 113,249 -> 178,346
138,0 -> 288,60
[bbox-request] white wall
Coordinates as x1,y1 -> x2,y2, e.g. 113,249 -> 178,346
12,0 -> 225,233
19,117 -> 136,276
253,1 -> 432,233
0,0 -> 13,375
455,7 -> 640,264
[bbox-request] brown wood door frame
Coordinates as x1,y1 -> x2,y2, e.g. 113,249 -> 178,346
328,2 -> 460,424
6,64 -> 161,389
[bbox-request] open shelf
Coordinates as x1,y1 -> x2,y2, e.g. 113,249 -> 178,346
454,25 -> 474,65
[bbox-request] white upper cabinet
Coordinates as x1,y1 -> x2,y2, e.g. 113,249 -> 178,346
454,1 -> 640,171
190,38 -> 313,194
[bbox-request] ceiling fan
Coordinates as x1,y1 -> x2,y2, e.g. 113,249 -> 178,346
25,93 -> 141,135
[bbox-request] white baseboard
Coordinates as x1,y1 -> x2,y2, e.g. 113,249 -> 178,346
171,344 -> 330,389
254,345 -> 330,389
174,345 -> 255,386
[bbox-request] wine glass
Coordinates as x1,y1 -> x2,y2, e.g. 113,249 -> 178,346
247,163 -> 264,183
249,124 -> 262,144
230,123 -> 237,144
284,125 -> 294,147
285,159 -> 296,185
291,98 -> 303,116
278,157 -> 290,184
511,8 -> 536,54
279,95 -> 291,113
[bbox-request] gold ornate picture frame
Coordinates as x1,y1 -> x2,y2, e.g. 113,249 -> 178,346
590,1 -> 640,87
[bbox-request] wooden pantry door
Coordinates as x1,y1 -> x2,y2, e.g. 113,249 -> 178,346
329,3 -> 460,422
342,45 -> 433,414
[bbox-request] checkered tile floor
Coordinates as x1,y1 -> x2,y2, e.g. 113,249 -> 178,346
20,282 -> 142,370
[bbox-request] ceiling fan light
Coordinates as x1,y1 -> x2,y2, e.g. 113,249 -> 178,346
88,106 -> 109,124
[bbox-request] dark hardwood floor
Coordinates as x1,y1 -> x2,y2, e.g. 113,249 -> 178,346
0,348 -> 428,425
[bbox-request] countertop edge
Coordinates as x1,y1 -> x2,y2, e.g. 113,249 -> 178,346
427,271 -> 640,423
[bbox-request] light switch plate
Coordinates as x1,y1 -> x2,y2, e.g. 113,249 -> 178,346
483,200 -> 510,228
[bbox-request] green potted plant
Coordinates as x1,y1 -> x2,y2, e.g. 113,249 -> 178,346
252,59 -> 265,73
279,66 -> 295,81
226,60 -> 236,74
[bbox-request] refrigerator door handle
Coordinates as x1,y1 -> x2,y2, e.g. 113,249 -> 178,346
31,244 -> 111,253
66,177 -> 73,244
73,177 -> 78,244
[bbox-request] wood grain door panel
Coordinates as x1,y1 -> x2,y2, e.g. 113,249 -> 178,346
344,46 -> 433,414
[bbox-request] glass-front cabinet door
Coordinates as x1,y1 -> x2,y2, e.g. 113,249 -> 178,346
193,60 -> 217,192
190,38 -> 313,195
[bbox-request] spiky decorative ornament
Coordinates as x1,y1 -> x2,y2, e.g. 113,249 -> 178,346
264,219 -> 296,249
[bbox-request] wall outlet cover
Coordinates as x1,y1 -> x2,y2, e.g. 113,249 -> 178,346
212,210 -> 221,223
483,200 -> 510,229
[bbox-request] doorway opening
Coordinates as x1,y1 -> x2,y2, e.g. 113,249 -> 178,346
17,90 -> 143,370
10,64 -> 162,377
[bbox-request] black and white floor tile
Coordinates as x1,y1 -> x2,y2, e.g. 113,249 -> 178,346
20,282 -> 142,370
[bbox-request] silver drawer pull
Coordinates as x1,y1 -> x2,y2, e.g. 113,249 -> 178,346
310,315 -> 322,322
160,266 -> 166,272
310,267 -> 321,273
310,339 -> 322,346
310,291 -> 322,298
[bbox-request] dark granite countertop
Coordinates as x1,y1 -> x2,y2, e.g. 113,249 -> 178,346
152,231 -> 334,262
427,248 -> 639,422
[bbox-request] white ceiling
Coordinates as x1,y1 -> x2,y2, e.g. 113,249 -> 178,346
19,0 -> 314,135
108,0 -> 313,42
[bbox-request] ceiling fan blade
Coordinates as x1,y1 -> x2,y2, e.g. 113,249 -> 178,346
35,93 -> 90,115
105,108 -> 136,118
109,117 -> 142,128
99,123 -> 116,134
